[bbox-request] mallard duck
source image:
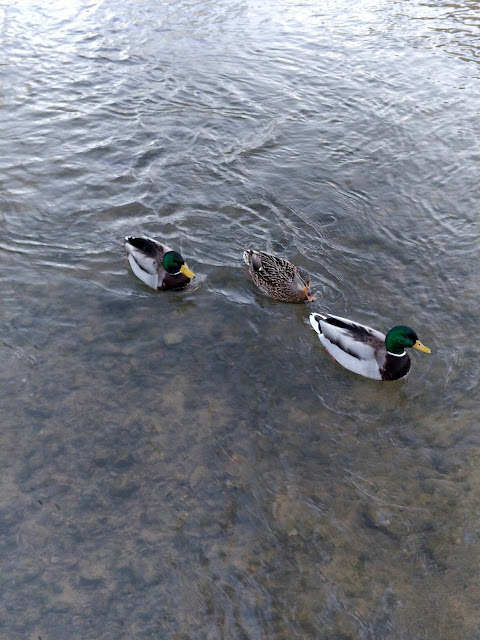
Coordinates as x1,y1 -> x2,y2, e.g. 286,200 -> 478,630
125,236 -> 195,291
309,312 -> 431,381
243,250 -> 314,303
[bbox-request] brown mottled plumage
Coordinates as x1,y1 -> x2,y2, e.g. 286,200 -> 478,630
243,250 -> 314,303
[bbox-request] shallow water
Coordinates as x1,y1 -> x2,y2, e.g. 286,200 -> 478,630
1,0 -> 479,638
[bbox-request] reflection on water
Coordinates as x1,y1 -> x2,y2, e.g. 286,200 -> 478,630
1,0 -> 479,638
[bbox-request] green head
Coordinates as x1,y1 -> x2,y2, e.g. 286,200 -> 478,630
385,326 -> 431,355
162,251 -> 195,279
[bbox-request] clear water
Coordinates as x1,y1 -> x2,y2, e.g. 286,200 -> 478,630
1,0 -> 479,638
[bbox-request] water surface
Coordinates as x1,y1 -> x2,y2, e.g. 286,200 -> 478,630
1,0 -> 479,638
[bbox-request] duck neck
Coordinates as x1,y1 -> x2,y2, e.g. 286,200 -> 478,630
386,349 -> 406,357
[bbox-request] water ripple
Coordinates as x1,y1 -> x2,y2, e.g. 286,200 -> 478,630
1,0 -> 479,638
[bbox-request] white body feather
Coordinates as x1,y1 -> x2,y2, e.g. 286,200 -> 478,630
309,313 -> 385,380
126,253 -> 159,289
125,237 -> 175,290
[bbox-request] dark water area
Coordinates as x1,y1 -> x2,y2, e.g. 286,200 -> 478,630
1,0 -> 479,638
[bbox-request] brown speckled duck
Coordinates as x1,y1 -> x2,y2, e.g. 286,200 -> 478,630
243,249 -> 314,303
309,312 -> 431,381
125,236 -> 195,291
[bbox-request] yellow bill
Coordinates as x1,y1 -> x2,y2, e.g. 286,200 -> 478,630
413,340 -> 431,354
180,264 -> 195,279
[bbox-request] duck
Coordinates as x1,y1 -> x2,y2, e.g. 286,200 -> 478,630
309,312 -> 431,381
243,249 -> 314,303
125,236 -> 195,291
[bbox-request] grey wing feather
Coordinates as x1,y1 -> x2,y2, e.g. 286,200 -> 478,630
125,236 -> 171,289
320,315 -> 386,361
